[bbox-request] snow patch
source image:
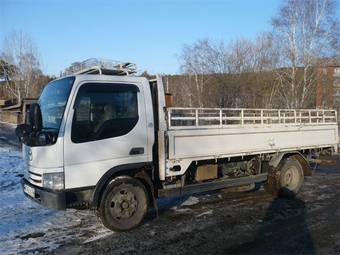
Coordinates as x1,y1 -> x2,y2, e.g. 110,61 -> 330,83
0,146 -> 106,254
83,228 -> 113,244
196,210 -> 213,218
181,196 -> 200,206
175,208 -> 192,213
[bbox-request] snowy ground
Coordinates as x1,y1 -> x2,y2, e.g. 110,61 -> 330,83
0,125 -> 201,254
0,124 -> 109,254
0,123 -> 339,254
0,140 -> 204,254
0,139 -> 205,254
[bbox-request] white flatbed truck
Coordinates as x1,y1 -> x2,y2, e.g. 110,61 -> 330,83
16,60 -> 339,231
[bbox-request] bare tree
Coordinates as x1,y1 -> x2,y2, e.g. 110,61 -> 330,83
179,34 -> 279,108
252,33 -> 281,107
0,31 -> 41,102
228,38 -> 255,74
272,0 -> 339,108
179,39 -> 221,107
178,0 -> 338,110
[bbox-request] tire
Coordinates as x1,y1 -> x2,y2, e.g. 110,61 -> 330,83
278,158 -> 304,197
99,176 -> 148,231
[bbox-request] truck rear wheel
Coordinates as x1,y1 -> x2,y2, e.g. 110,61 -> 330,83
99,176 -> 148,231
278,158 -> 304,197
265,157 -> 304,197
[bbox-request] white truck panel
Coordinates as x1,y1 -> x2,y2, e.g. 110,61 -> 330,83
155,75 -> 167,181
23,138 -> 64,169
165,124 -> 338,177
63,75 -> 152,189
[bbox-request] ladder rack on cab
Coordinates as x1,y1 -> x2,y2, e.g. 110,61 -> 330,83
63,58 -> 137,76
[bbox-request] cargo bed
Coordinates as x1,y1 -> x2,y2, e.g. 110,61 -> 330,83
164,108 -> 338,177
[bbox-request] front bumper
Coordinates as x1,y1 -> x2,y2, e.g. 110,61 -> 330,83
21,178 -> 66,210
21,178 -> 94,210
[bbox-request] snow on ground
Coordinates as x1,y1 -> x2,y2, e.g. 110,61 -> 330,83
196,209 -> 213,218
0,140 -> 203,254
0,126 -> 203,254
0,145 -> 108,254
180,196 -> 200,206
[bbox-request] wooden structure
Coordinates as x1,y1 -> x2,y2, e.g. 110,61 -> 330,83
0,98 -> 37,124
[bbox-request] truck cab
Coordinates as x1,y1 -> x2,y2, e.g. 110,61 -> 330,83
19,61 -> 159,230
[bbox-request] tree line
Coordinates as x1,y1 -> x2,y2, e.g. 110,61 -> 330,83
1,0 -> 339,110
174,0 -> 339,109
0,31 -> 53,104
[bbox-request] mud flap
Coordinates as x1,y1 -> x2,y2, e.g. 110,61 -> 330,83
134,170 -> 159,218
263,165 -> 281,195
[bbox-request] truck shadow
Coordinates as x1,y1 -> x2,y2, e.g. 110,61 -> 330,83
226,194 -> 315,255
140,187 -> 318,255
144,186 -> 316,255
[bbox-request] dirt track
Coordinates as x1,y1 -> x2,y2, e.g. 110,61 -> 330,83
55,156 -> 340,255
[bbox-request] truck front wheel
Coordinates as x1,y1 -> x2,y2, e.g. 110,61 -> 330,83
99,176 -> 148,231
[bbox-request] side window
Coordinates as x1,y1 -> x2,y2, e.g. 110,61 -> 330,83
71,83 -> 139,143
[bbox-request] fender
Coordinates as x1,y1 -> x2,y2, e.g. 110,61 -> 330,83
268,151 -> 312,176
90,162 -> 153,209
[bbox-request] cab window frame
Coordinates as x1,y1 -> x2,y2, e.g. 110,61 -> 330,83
71,82 -> 140,143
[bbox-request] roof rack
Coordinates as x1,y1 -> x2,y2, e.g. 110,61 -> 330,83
63,58 -> 137,76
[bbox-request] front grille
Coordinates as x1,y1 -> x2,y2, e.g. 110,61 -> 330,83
29,177 -> 41,183
28,170 -> 42,177
27,170 -> 43,187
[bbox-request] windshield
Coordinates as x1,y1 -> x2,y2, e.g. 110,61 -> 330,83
39,77 -> 75,132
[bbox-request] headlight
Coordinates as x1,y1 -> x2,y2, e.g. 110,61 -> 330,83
43,172 -> 64,190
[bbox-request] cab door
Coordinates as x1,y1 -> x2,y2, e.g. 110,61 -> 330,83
63,79 -> 149,189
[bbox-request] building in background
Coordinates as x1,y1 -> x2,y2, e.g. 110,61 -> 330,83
334,68 -> 340,115
0,98 -> 37,124
316,65 -> 340,134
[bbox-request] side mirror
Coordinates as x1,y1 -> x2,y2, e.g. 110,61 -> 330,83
29,103 -> 42,132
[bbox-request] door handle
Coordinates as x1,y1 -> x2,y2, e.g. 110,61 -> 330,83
129,147 -> 144,155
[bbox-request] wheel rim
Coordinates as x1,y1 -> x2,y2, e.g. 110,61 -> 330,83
283,166 -> 299,190
109,188 -> 138,219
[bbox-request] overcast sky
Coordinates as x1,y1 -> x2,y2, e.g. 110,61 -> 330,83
0,0 -> 295,76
